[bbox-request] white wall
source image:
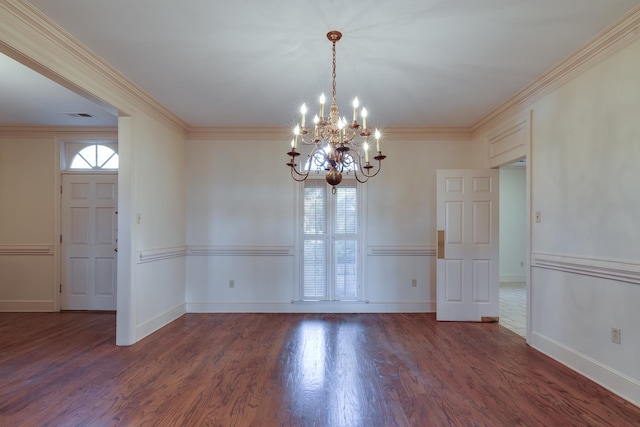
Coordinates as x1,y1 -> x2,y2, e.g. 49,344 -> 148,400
529,38 -> 640,405
185,132 -> 482,312
499,166 -> 526,282
130,115 -> 187,340
479,36 -> 640,406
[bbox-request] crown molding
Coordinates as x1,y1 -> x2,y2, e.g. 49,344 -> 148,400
0,125 -> 117,138
187,127 -> 289,141
0,0 -> 189,135
472,5 -> 640,137
384,127 -> 472,141
187,126 -> 473,142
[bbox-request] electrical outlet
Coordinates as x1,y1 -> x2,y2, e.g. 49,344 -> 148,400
229,280 -> 235,288
411,279 -> 417,288
535,211 -> 541,223
611,328 -> 621,344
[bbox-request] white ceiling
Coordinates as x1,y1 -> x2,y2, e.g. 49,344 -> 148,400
3,0 -> 640,128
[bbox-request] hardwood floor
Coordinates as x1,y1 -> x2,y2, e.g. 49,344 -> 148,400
1,312 -> 639,426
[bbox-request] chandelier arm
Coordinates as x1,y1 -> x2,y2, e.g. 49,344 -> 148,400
344,147 -> 385,180
352,170 -> 369,184
290,165 -> 311,181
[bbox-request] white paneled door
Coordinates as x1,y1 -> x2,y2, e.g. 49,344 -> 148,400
61,174 -> 117,310
436,169 -> 499,321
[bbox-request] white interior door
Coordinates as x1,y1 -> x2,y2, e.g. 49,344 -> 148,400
436,169 -> 499,321
61,174 -> 118,310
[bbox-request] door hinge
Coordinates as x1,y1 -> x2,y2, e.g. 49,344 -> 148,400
60,234 -> 62,243
59,284 -> 62,293
60,185 -> 63,194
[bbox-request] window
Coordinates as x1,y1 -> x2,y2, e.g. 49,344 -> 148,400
302,180 -> 359,301
69,144 -> 119,170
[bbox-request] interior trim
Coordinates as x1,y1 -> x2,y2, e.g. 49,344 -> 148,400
0,1 -> 188,134
137,246 -> 187,264
531,331 -> 640,407
367,245 -> 436,256
0,245 -> 54,256
188,245 -> 294,256
531,251 -> 640,285
473,5 -> 640,136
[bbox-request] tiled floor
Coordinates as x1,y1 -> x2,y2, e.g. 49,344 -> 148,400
499,282 -> 526,337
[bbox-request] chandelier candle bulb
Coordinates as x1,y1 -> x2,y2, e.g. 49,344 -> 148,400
361,107 -> 367,129
319,93 -> 325,118
375,129 -> 381,152
300,104 -> 307,127
364,142 -> 369,162
352,97 -> 359,122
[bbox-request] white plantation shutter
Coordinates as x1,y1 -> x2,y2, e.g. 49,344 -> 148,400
302,180 -> 359,301
303,181 -> 327,299
333,184 -> 357,299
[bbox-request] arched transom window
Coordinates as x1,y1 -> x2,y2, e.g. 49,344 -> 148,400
69,144 -> 119,170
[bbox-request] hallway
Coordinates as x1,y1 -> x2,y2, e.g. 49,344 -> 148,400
500,281 -> 526,337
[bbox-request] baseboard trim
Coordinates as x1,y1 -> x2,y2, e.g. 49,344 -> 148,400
0,300 -> 55,311
531,331 -> 640,408
187,301 -> 434,313
135,303 -> 186,341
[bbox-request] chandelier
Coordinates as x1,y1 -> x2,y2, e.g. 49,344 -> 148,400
286,30 -> 386,190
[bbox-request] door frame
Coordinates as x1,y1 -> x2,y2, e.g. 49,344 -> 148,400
55,137 -> 119,312
483,111 -> 532,344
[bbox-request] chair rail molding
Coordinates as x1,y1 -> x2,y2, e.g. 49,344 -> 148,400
367,245 -> 436,257
0,245 -> 54,256
136,246 -> 187,264
187,245 -> 294,257
531,252 -> 640,285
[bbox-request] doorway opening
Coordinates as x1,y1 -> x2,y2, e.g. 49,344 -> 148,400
498,159 -> 526,336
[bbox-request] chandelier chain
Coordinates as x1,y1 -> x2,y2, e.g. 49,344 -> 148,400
331,40 -> 337,106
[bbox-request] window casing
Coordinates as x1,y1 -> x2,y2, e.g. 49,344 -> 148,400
301,179 -> 360,301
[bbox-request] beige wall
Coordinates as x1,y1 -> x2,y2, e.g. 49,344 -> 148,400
0,135 -> 56,310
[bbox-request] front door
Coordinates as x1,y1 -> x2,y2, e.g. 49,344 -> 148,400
436,169 -> 499,321
61,174 -> 118,310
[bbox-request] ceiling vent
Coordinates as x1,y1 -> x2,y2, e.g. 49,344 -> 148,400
64,112 -> 94,118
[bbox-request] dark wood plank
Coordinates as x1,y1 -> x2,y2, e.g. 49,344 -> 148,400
1,312 -> 639,426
